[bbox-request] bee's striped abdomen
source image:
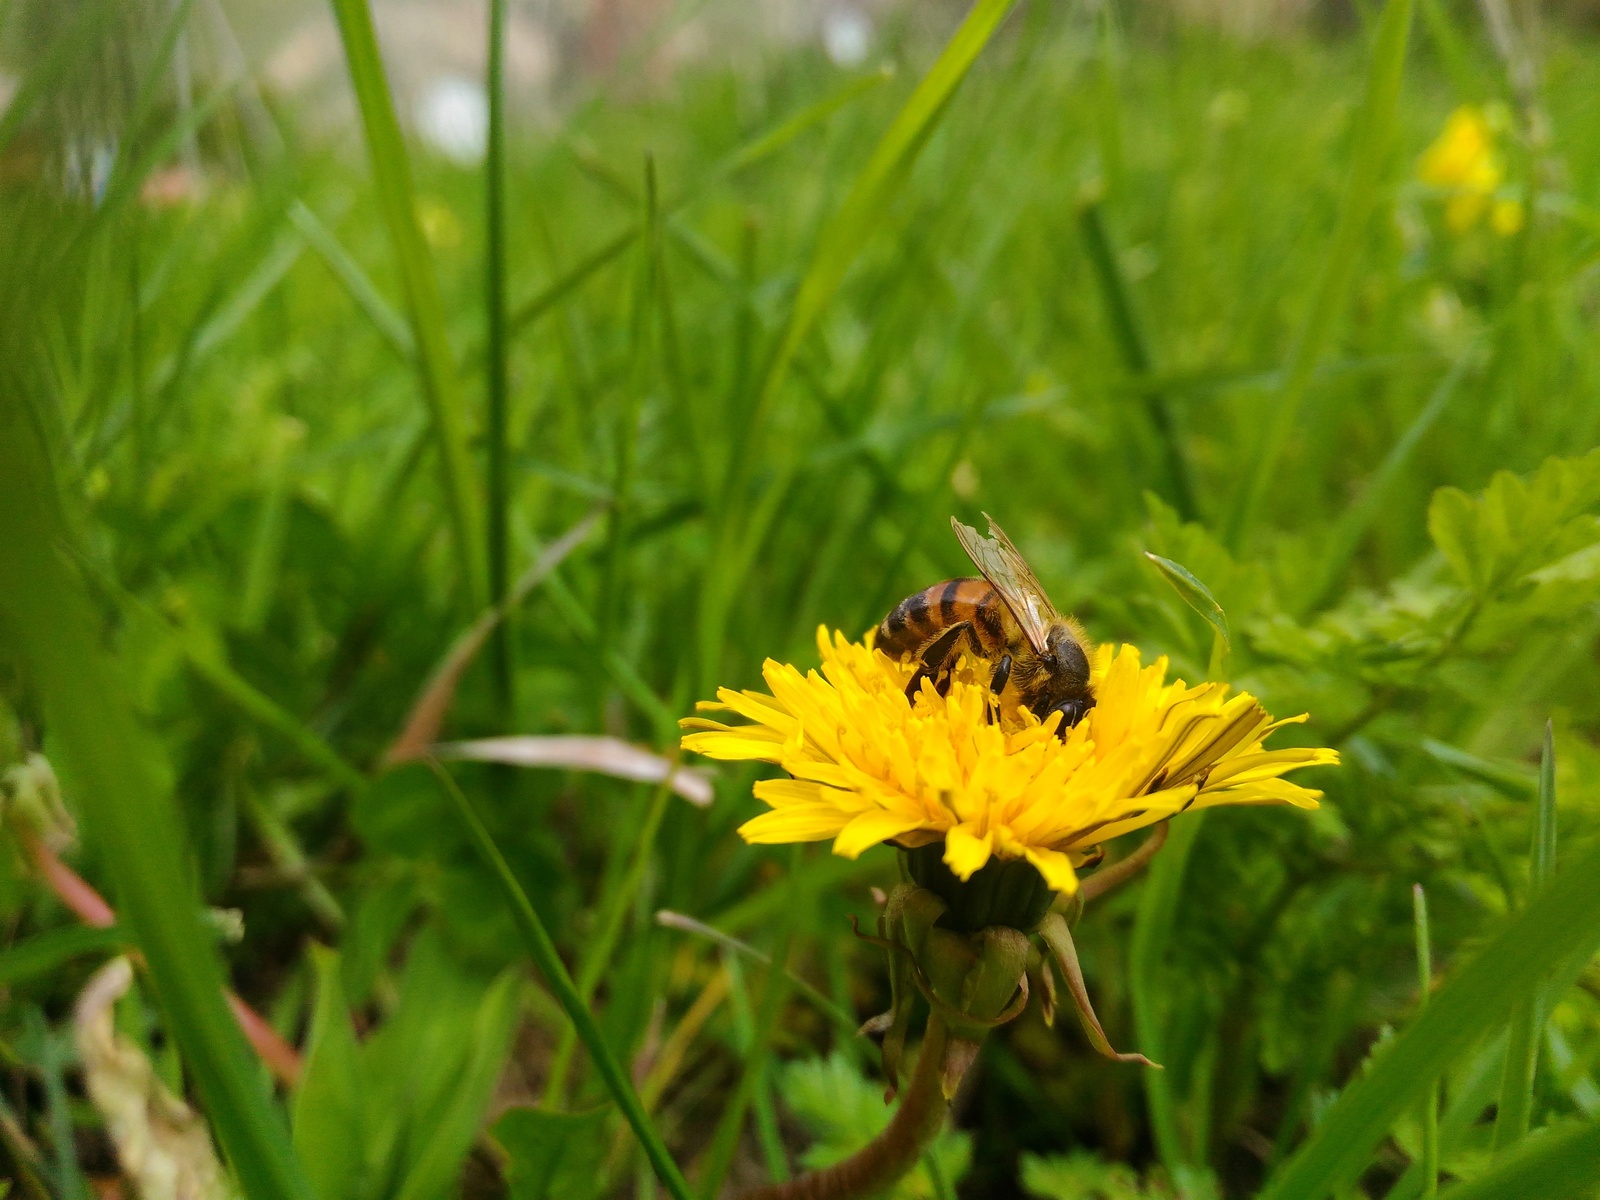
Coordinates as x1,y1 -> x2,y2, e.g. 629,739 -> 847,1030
875,578 -> 1008,662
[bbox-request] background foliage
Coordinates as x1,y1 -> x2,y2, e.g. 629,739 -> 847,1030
3,0 -> 1600,1196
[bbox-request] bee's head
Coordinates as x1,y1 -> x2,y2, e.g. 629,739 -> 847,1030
1044,625 -> 1091,692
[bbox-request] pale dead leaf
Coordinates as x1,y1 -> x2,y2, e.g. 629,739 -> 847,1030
75,958 -> 227,1200
434,735 -> 714,806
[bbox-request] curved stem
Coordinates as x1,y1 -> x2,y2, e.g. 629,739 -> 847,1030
741,1015 -> 951,1200
1080,821 -> 1169,904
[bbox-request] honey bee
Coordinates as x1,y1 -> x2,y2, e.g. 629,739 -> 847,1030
875,515 -> 1094,732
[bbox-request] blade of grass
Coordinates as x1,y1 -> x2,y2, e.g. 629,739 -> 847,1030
1256,802 -> 1600,1200
543,774 -> 677,1107
386,509 -> 603,763
487,66 -> 895,363
0,927 -> 127,988
698,929 -> 795,1199
484,0 -> 514,721
654,910 -> 858,1032
288,201 -> 415,361
1225,0 -> 1417,550
425,762 -> 693,1200
1437,1120 -> 1600,1200
1386,1034 -> 1509,1200
1305,348 -> 1475,613
1079,190 -> 1197,521
1414,884 -> 1439,1200
542,570 -> 679,743
698,0 -> 1017,693
727,0 -> 1020,496
330,0 -> 486,608
0,400 -> 310,1200
1129,811 -> 1207,1179
1494,720 -> 1558,1151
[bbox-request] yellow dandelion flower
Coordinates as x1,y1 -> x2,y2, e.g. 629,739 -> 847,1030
682,628 -> 1337,895
1419,107 -> 1502,193
1419,106 -> 1511,235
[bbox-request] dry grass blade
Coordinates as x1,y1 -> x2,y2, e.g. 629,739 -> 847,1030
435,736 -> 713,806
385,509 -> 603,764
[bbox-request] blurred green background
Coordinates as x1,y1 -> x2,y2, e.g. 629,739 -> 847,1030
4,0 -> 1600,1196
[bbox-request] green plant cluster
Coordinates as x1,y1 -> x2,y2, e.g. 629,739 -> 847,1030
3,0 -> 1600,1196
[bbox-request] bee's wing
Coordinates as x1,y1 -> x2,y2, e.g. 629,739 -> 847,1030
950,514 -> 1060,656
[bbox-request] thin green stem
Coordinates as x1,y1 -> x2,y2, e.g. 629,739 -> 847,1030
484,0 -> 514,719
1130,812 -> 1208,1175
1077,193 -> 1196,522
1493,720 -> 1558,1151
1413,884 -> 1438,1200
330,0 -> 486,609
543,776 -> 675,1106
426,762 -> 693,1200
1225,0 -> 1416,550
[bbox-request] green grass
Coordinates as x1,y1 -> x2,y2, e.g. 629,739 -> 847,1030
4,0 -> 1600,1196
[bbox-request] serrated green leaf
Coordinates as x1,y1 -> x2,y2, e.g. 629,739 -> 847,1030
1428,486 -> 1482,591
1144,552 -> 1230,650
1020,1150 -> 1150,1199
1427,450 -> 1600,598
779,1053 -> 970,1197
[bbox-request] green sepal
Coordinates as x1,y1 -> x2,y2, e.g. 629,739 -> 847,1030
1038,911 -> 1158,1068
875,883 -> 927,1097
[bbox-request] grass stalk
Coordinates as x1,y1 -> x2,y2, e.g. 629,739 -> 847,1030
698,931 -> 795,1199
330,0 -> 486,609
427,762 -> 694,1200
1130,811 -> 1207,1179
1434,1120 -> 1600,1199
1258,779 -> 1600,1200
1225,0 -> 1416,550
543,776 -> 676,1106
1413,884 -> 1439,1200
485,0 -> 514,720
1493,720 -> 1557,1151
1305,349 -> 1475,613
0,397 -> 311,1200
1077,191 -> 1197,522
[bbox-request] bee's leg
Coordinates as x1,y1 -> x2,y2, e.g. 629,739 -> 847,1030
986,656 -> 1012,724
1048,696 -> 1095,740
904,622 -> 973,703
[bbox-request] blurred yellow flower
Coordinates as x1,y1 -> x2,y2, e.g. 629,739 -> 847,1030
1418,105 -> 1520,236
1491,197 -> 1526,237
415,196 -> 463,250
682,629 -> 1336,894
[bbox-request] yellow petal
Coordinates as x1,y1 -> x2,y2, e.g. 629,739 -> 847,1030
1023,846 -> 1080,894
832,810 -> 928,859
738,805 -> 850,844
679,733 -> 785,763
1192,778 -> 1322,810
943,824 -> 994,881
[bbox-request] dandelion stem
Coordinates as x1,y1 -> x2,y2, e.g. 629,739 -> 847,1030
739,1015 -> 952,1200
